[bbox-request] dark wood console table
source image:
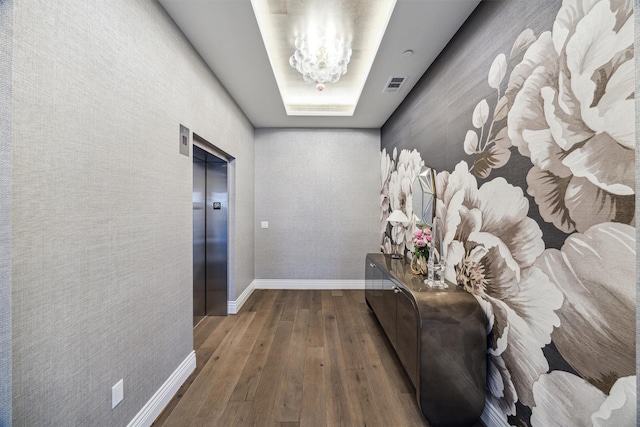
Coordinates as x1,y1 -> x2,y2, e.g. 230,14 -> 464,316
365,253 -> 486,427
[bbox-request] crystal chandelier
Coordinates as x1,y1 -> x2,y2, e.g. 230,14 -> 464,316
289,36 -> 352,91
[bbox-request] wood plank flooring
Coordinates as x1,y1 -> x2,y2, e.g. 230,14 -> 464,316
153,290 -> 433,427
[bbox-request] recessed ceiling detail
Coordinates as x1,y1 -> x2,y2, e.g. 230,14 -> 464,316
251,0 -> 397,117
157,0 -> 482,128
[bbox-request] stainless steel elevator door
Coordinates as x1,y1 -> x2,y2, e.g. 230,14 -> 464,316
193,145 -> 228,326
205,159 -> 228,316
193,159 -> 207,326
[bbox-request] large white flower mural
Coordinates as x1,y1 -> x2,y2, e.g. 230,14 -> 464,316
531,372 -> 636,427
435,161 -> 563,418
380,147 -> 396,236
380,0 -> 635,425
464,54 -> 513,179
535,222 -> 636,390
506,0 -> 634,233
383,149 -> 424,257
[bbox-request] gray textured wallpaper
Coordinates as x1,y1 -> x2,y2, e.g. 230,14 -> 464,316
255,128 -> 380,280
11,0 -> 254,425
0,1 -> 12,425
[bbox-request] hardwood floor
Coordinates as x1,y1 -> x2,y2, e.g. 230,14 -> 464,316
153,290 -> 442,427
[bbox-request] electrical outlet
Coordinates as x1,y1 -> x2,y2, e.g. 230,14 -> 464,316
261,221 -> 269,229
112,379 -> 124,409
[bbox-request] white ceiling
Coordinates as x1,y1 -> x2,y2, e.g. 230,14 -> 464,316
158,0 -> 481,128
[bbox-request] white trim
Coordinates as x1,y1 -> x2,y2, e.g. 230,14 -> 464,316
127,351 -> 196,427
228,281 -> 256,314
253,279 -> 365,290
227,280 -> 364,314
481,399 -> 509,427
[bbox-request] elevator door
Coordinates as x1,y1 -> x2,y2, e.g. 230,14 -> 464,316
193,159 -> 207,325
193,145 -> 228,326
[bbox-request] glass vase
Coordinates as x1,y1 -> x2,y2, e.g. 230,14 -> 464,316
426,217 -> 447,288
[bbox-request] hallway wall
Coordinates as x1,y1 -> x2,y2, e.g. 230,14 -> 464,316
11,0 -> 254,425
255,128 -> 380,280
0,0 -> 12,424
381,1 -> 636,425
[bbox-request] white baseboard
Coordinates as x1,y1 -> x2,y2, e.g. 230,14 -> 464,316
228,281 -> 256,314
127,350 -> 196,427
253,279 -> 365,290
227,279 -> 366,314
481,399 -> 509,427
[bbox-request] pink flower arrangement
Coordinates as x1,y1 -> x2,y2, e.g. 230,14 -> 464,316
412,228 -> 431,259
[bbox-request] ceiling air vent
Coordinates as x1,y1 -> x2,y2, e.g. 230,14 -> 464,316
383,76 -> 407,93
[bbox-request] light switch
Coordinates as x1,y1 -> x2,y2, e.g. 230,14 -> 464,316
261,221 -> 269,229
112,379 -> 124,409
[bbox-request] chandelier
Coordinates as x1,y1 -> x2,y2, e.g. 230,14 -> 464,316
289,36 -> 352,92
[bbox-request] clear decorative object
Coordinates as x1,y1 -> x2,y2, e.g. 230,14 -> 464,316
411,255 -> 428,275
426,217 -> 447,289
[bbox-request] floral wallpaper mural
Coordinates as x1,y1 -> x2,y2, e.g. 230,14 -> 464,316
379,0 -> 635,426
